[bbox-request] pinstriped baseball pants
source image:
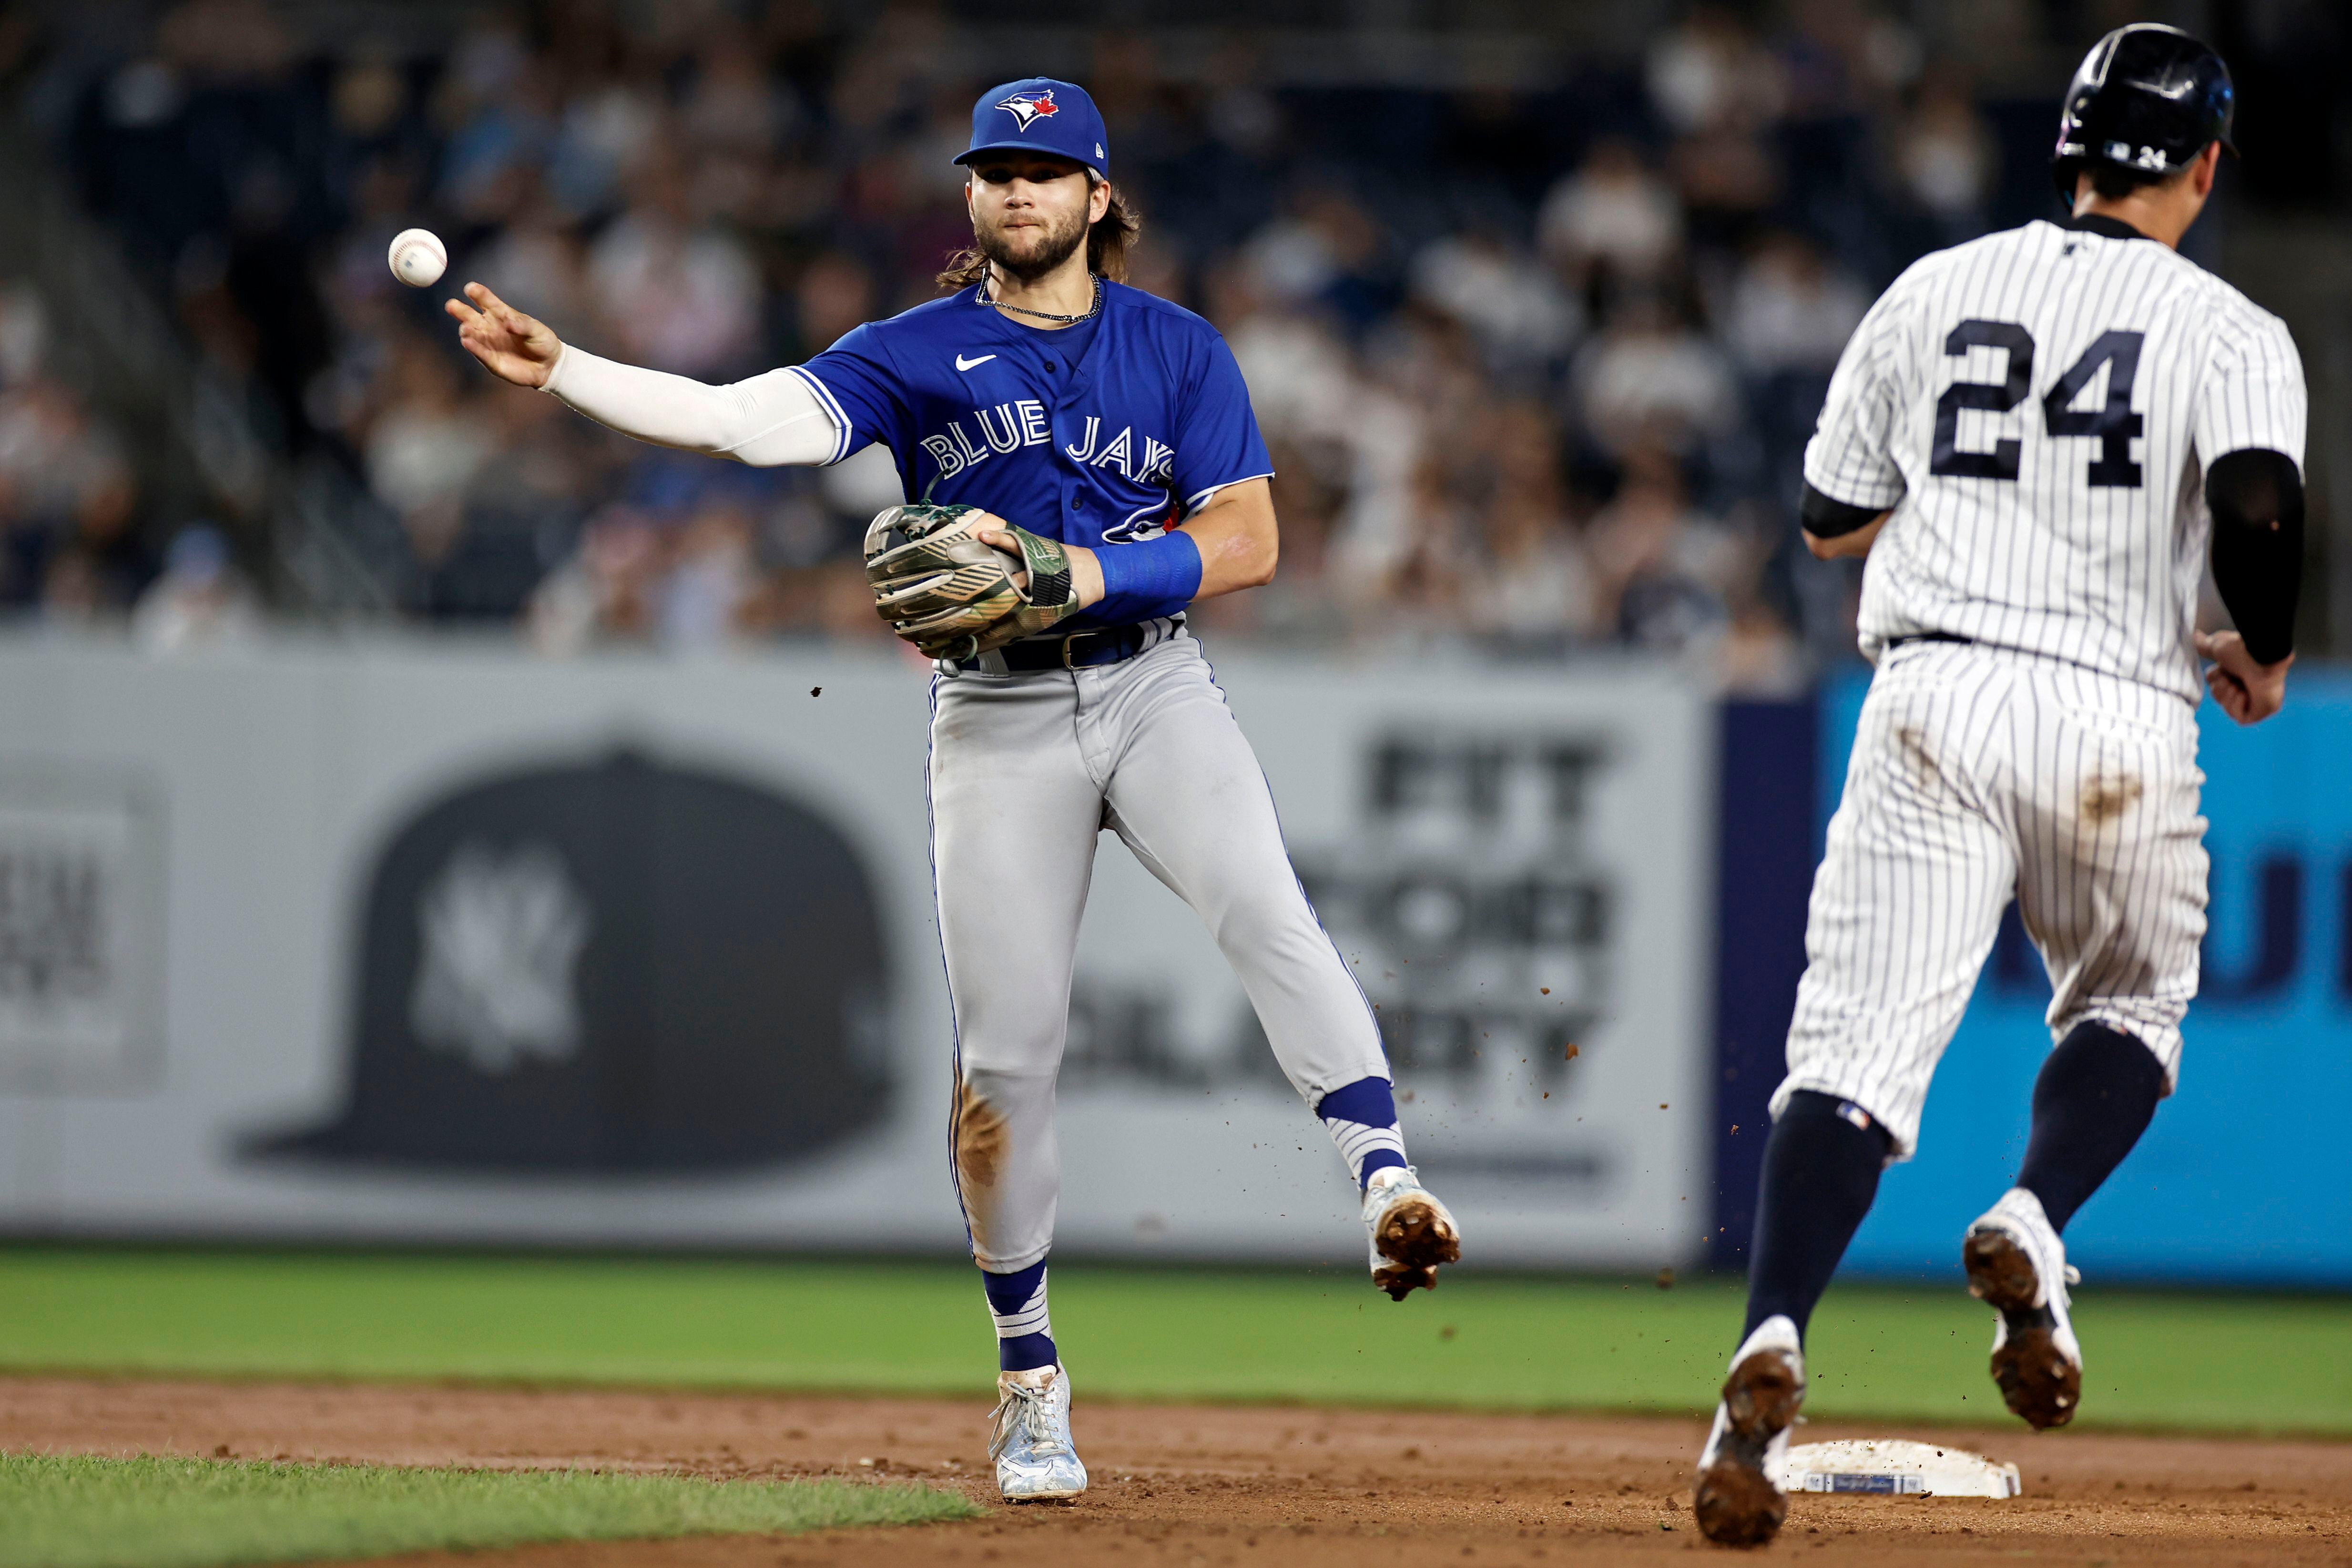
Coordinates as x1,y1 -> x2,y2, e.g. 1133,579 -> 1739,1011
929,628 -> 1389,1272
1773,642 -> 2207,1158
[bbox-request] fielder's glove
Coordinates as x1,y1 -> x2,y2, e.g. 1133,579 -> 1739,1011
863,502 -> 1079,661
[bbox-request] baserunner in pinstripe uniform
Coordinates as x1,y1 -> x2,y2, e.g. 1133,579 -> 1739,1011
1694,25 -> 2307,1546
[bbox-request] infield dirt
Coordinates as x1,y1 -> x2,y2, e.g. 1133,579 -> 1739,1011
2,1376 -> 2346,1566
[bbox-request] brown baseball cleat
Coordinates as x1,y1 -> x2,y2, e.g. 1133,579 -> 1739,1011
1362,1166 -> 1460,1300
1693,1318 -> 1806,1548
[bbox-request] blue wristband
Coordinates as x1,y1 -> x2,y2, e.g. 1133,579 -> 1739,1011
1091,529 -> 1202,624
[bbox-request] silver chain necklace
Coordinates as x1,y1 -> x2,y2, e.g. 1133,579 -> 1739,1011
980,274 -> 1102,324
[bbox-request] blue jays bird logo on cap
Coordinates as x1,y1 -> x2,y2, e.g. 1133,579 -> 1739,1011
996,89 -> 1060,131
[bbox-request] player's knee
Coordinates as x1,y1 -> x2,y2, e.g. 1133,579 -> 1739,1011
954,1001 -> 1076,1069
1204,885 -> 1315,958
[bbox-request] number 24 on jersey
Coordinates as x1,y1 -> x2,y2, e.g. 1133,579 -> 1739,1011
1931,320 -> 2146,489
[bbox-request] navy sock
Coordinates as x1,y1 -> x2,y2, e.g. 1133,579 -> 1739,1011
980,1259 -> 1056,1373
2015,1022 -> 2166,1232
1742,1090 -> 1894,1343
1317,1075 -> 1408,1189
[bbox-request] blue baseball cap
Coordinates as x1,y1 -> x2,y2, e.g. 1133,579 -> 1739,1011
956,78 -> 1110,178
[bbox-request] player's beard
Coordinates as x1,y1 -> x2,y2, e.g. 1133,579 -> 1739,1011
975,204 -> 1089,285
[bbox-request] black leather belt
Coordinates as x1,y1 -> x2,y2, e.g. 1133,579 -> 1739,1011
954,617 -> 1179,673
1887,631 -> 1975,650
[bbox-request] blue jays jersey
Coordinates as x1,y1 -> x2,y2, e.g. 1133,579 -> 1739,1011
788,281 -> 1273,627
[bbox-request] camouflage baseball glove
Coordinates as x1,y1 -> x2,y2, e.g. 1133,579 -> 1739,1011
863,502 -> 1079,661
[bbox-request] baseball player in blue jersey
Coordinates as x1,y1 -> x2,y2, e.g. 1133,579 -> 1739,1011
449,77 -> 1459,1503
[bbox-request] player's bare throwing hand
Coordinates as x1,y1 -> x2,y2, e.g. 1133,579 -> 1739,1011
1696,25 -> 2305,1547
447,284 -> 559,389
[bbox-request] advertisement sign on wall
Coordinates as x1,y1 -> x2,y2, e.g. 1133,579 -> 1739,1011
0,762 -> 166,1093
1051,660 -> 1716,1267
0,639 -> 1718,1271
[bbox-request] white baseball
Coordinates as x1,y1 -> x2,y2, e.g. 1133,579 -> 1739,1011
387,228 -> 447,289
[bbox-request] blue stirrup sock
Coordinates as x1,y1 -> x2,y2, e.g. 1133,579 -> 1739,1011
1317,1075 -> 1409,1191
980,1259 -> 1056,1373
1090,528 -> 1201,625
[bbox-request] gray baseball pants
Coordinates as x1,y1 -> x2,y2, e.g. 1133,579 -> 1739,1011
928,625 -> 1388,1272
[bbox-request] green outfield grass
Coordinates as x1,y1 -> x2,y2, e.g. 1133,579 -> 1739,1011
0,1247 -> 2346,1435
0,1452 -> 972,1568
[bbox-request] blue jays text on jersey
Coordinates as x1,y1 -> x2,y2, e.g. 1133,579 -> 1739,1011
786,280 -> 1273,621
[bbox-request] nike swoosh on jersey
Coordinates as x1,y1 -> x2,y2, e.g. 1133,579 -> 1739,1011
955,354 -> 997,371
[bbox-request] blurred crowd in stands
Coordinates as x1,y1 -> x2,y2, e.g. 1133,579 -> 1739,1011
1,0 -> 2336,684
0,282 -> 265,648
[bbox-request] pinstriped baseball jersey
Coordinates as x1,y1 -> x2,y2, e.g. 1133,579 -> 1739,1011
1807,216 -> 2306,703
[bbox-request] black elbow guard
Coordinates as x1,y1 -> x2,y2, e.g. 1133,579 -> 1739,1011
1801,482 -> 1886,539
2208,448 -> 2304,666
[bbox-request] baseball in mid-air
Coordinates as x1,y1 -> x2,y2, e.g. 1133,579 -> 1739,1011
387,228 -> 447,289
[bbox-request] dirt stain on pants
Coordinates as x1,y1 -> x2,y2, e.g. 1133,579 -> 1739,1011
955,1078 -> 1008,1203
2079,774 -> 2144,825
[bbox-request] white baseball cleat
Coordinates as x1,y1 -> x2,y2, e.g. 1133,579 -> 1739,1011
1362,1164 -> 1461,1300
1693,1314 -> 1804,1548
1964,1187 -> 2084,1429
988,1364 -> 1088,1501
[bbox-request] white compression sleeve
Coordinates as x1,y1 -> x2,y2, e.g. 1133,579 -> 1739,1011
540,345 -> 841,467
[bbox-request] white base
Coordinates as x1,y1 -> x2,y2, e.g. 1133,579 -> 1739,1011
1772,1438 -> 2022,1498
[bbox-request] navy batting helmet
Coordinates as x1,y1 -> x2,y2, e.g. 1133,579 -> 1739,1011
2051,23 -> 2236,199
